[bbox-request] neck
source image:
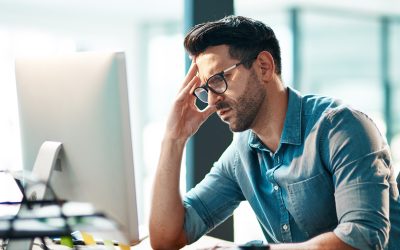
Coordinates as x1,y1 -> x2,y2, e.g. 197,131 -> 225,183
252,81 -> 288,153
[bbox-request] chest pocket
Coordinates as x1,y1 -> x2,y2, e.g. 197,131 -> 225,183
286,173 -> 338,237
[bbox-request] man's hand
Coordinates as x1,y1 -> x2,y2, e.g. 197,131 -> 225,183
150,59 -> 216,250
165,60 -> 216,142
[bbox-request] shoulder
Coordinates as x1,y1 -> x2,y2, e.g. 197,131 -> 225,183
301,93 -> 378,131
302,93 -> 342,116
322,105 -> 384,141
318,105 -> 390,170
299,93 -> 343,135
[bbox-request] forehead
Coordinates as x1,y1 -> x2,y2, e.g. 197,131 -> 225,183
196,45 -> 235,80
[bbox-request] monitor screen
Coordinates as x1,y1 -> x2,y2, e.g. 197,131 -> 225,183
14,51 -> 139,244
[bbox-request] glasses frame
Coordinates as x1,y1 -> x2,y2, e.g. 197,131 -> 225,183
193,62 -> 243,103
193,57 -> 256,104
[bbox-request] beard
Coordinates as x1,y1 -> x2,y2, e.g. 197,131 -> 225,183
216,69 -> 266,132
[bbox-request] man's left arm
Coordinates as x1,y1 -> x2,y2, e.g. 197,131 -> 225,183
270,232 -> 356,250
274,108 -> 392,250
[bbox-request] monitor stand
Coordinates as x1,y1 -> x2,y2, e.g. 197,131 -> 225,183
6,141 -> 62,250
25,141 -> 63,201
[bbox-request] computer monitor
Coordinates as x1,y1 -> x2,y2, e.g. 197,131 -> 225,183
14,51 -> 139,244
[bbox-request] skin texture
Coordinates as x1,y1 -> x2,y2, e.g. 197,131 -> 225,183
149,45 -> 357,250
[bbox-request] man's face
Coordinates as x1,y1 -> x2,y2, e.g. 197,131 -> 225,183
196,45 -> 266,132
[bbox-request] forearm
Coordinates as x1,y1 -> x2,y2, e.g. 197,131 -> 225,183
270,232 -> 357,250
149,137 -> 188,249
149,59 -> 215,248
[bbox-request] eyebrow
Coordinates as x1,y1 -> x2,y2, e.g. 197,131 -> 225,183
201,64 -> 231,83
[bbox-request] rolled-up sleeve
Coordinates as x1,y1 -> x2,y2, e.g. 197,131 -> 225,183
321,107 -> 392,249
334,222 -> 385,250
182,145 -> 245,244
182,199 -> 209,244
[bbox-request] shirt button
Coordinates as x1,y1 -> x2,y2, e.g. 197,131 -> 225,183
273,185 -> 279,191
282,224 -> 288,231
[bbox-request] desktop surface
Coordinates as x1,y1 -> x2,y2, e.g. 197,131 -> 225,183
29,235 -> 234,249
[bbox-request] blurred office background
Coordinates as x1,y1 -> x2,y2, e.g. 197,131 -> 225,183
0,0 -> 399,244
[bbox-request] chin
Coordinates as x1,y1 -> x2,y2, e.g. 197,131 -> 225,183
221,115 -> 251,132
228,123 -> 249,133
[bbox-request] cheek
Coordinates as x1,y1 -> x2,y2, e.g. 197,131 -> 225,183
221,91 -> 239,107
224,77 -> 247,98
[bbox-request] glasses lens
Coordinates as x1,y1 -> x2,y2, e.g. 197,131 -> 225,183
207,74 -> 227,93
194,87 -> 208,103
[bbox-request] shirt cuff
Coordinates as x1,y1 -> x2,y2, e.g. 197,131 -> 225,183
183,202 -> 209,244
334,222 -> 385,250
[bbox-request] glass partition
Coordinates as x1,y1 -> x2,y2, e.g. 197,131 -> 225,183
301,11 -> 383,131
390,21 -> 400,177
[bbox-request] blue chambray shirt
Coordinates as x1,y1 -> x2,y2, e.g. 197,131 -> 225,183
183,87 -> 400,250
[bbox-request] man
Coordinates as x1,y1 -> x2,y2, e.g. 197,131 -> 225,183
149,15 -> 400,249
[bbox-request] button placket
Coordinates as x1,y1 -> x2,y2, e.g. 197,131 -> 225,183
280,221 -> 292,242
271,168 -> 292,242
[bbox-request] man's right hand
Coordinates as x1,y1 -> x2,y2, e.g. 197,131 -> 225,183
164,59 -> 216,142
150,59 -> 216,250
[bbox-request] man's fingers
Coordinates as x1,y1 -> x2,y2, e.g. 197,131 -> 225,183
182,74 -> 200,95
180,59 -> 199,90
175,75 -> 199,105
189,76 -> 203,94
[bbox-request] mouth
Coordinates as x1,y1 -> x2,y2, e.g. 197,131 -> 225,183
217,108 -> 232,120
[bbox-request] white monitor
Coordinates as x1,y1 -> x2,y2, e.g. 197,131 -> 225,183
14,51 -> 139,244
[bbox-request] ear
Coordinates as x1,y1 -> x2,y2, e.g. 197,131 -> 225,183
254,51 -> 275,82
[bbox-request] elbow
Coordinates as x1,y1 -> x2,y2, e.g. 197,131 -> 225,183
149,235 -> 170,250
149,226 -> 187,250
150,239 -> 181,250
334,221 -> 389,250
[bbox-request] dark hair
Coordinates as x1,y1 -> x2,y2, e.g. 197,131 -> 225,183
184,15 -> 282,75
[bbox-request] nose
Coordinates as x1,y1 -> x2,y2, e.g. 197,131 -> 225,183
207,90 -> 223,106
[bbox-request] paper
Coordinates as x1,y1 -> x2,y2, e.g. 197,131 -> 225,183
81,232 -> 96,245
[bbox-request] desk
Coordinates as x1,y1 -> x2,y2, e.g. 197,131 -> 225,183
133,235 -> 234,249
28,235 -> 234,249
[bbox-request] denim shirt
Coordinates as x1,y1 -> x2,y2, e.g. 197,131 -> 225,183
183,87 -> 400,250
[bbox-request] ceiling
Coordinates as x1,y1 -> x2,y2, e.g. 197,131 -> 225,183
0,0 -> 399,26
0,0 -> 184,23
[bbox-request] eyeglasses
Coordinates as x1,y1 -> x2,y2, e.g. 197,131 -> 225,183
193,62 -> 243,104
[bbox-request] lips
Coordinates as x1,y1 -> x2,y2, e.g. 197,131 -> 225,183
218,108 -> 231,120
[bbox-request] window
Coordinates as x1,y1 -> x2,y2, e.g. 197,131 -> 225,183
390,21 -> 400,177
140,21 -> 186,225
301,11 -> 383,129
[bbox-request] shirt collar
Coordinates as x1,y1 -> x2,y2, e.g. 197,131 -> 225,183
248,86 -> 302,149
